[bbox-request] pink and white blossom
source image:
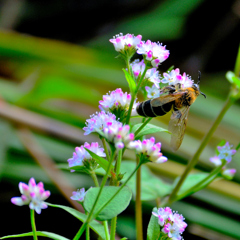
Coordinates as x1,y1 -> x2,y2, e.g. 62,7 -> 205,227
99,88 -> 137,112
68,142 -> 106,170
130,59 -> 160,86
161,68 -> 182,85
129,137 -> 167,163
137,40 -> 169,67
222,168 -> 236,179
152,207 -> 187,240
103,123 -> 134,150
83,111 -> 118,135
11,178 -> 50,214
109,33 -> 142,52
145,84 -> 160,99
179,72 -> 194,88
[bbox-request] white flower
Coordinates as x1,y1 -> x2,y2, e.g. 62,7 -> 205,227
11,178 -> 50,214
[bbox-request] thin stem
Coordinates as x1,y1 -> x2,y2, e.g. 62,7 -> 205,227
101,138 -> 110,161
126,67 -> 148,125
110,217 -> 117,240
134,117 -> 152,138
90,172 -> 99,187
30,209 -> 38,240
168,94 -> 234,205
86,225 -> 90,240
135,156 -> 143,240
73,150 -> 116,240
175,162 -> 225,201
115,149 -> 122,177
103,221 -> 110,240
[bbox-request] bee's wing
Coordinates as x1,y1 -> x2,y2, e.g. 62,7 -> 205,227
151,91 -> 187,107
169,106 -> 190,151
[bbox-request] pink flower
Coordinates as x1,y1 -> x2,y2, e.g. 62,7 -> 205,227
68,142 -> 106,170
137,40 -> 169,67
152,207 -> 187,240
222,168 -> 236,179
11,178 -> 50,214
103,123 -> 135,150
83,111 -> 118,135
130,59 -> 160,87
161,68 -> 182,85
99,88 -> 137,112
109,33 -> 142,52
129,137 -> 167,163
209,156 -> 222,166
145,84 -> 160,99
179,72 -> 193,88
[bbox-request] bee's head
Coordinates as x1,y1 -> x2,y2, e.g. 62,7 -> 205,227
194,71 -> 206,98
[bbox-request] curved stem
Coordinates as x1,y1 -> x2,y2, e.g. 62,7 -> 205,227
168,94 -> 234,205
90,172 -> 99,187
30,209 -> 38,240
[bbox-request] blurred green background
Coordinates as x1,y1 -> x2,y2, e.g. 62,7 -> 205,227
0,0 -> 239,239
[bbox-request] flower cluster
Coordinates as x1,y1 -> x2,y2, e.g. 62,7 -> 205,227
137,40 -> 170,67
110,33 -> 169,68
11,178 -> 50,214
210,142 -> 237,179
145,68 -> 195,99
152,207 -> 187,240
130,137 -> 167,163
68,142 -> 106,171
103,123 -> 134,150
99,88 -> 138,120
130,59 -> 160,87
83,111 -> 119,135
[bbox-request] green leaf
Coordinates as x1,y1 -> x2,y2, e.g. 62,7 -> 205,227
123,68 -> 136,94
121,161 -> 172,201
84,186 -> 132,221
147,208 -> 160,240
84,148 -> 114,175
47,203 -> 106,239
132,123 -> 169,138
0,231 -> 69,240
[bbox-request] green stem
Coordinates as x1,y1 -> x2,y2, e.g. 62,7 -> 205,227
30,209 -> 38,240
135,156 -> 143,240
86,224 -> 90,240
126,67 -> 148,125
73,150 -> 116,240
167,94 -> 234,205
175,162 -> 225,202
110,217 -> 117,240
90,172 -> 99,187
135,117 -> 152,138
102,138 -> 110,161
115,149 -> 122,176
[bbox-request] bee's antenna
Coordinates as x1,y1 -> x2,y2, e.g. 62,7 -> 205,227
197,70 -> 201,85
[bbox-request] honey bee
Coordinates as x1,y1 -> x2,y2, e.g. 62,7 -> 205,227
136,71 -> 206,151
